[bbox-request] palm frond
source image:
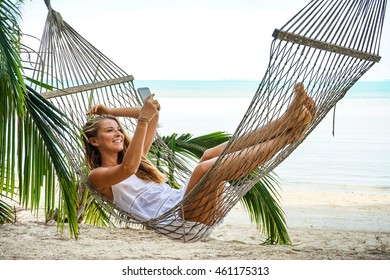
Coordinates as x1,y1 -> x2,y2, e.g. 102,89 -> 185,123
240,173 -> 291,245
0,0 -> 25,112
1,0 -> 25,224
83,195 -> 114,227
22,86 -> 81,237
190,131 -> 231,146
161,131 -> 231,159
0,198 -> 15,224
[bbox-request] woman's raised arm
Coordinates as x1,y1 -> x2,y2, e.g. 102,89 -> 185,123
87,104 -> 141,119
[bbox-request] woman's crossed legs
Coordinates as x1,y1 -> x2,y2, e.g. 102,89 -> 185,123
181,83 -> 316,224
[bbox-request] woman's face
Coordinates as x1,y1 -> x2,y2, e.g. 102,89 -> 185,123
92,119 -> 124,153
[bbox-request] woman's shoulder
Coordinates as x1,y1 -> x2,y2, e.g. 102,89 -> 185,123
88,166 -> 124,189
87,167 -> 103,182
88,167 -> 117,201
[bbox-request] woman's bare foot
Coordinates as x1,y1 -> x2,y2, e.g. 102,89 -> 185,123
296,82 -> 318,120
304,94 -> 317,120
285,83 -> 307,117
292,83 -> 318,123
275,83 -> 308,135
285,106 -> 312,144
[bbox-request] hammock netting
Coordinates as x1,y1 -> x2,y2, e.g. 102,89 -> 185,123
29,0 -> 386,242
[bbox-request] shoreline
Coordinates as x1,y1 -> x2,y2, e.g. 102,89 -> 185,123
1,186 -> 389,260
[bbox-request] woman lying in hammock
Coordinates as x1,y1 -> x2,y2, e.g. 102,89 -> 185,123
82,83 -> 316,241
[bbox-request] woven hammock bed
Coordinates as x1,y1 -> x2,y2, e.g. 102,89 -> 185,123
30,0 -> 386,242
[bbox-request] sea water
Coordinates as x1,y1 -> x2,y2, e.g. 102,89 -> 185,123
134,80 -> 390,193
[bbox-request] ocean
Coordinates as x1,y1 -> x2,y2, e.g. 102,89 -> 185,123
134,80 -> 390,193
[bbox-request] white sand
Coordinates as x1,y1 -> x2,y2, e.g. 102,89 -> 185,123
1,185 -> 389,260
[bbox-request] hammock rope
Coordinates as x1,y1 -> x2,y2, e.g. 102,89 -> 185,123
30,0 -> 386,242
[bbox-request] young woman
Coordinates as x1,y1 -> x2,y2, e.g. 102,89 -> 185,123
82,83 -> 315,241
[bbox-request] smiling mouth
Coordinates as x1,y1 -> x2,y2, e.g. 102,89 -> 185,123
113,139 -> 123,143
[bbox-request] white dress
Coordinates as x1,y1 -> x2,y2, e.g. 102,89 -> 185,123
112,174 -> 185,221
112,174 -> 214,242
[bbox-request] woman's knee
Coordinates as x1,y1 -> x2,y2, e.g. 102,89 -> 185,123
200,148 -> 218,162
193,161 -> 211,178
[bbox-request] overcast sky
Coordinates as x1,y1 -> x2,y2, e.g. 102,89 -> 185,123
20,0 -> 390,81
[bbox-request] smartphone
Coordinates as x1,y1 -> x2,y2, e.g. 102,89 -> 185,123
137,87 -> 151,102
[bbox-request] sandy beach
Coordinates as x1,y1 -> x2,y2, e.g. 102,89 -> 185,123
1,184 -> 389,260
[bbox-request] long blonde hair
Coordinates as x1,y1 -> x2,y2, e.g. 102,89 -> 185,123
82,115 -> 166,184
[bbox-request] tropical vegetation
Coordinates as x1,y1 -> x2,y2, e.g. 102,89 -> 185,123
0,0 -> 291,244
1,0 -> 79,236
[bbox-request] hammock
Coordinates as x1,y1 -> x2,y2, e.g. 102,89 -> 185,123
30,0 -> 386,242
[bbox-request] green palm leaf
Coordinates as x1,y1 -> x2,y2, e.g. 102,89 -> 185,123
1,0 -> 25,224
240,173 -> 291,245
23,86 -> 80,235
0,0 -> 25,112
161,131 -> 231,164
0,198 -> 14,225
83,197 -> 113,227
1,1 -> 80,237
